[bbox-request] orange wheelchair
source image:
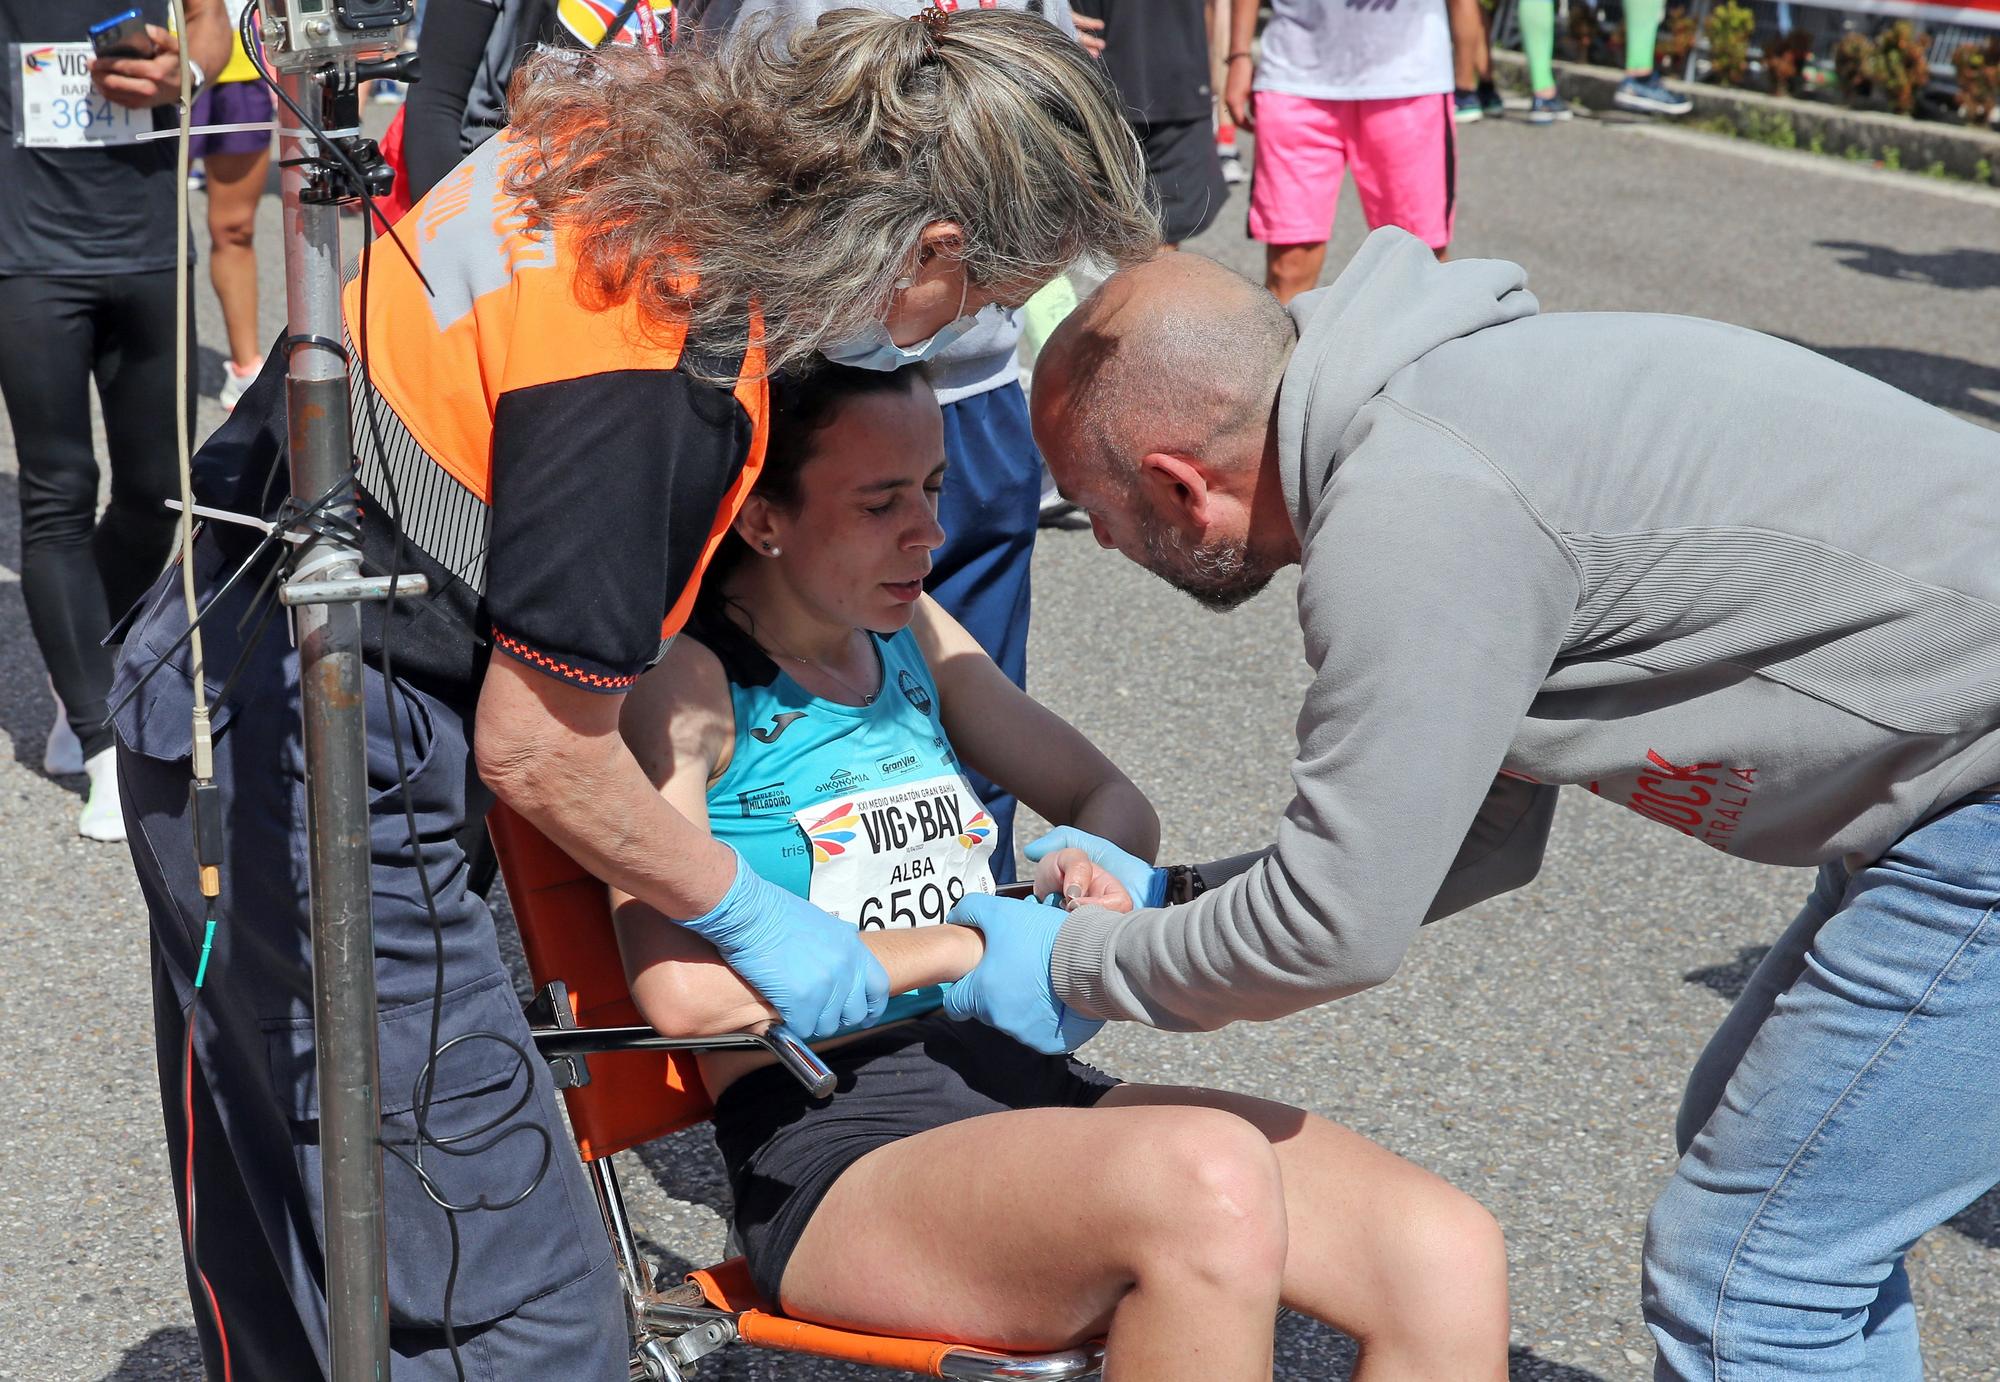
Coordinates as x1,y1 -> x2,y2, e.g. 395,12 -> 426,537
491,802 -> 1106,1381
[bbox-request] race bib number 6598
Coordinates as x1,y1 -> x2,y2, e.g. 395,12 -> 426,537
797,775 -> 997,930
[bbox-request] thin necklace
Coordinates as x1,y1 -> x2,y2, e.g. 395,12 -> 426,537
766,639 -> 878,706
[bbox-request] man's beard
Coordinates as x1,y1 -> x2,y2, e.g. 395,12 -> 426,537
1140,514 -> 1274,613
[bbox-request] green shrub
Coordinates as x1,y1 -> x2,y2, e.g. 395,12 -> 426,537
1704,1 -> 1757,86
1765,30 -> 1815,96
1833,31 -> 1874,104
1657,8 -> 1700,74
1953,38 -> 2000,125
1881,144 -> 1902,170
1742,109 -> 1799,147
1870,21 -> 1929,115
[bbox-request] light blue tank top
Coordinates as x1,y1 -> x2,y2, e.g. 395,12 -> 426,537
691,609 -> 998,1029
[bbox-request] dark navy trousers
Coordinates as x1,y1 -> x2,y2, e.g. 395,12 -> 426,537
930,381 -> 1043,884
114,535 -> 626,1379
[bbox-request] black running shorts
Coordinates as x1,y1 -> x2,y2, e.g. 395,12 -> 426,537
710,1010 -> 1121,1303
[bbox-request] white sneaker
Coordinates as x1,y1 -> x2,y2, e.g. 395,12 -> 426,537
78,747 -> 127,844
44,689 -> 84,777
219,357 -> 262,412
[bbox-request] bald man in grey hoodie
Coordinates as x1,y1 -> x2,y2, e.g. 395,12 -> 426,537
939,230 -> 2000,1381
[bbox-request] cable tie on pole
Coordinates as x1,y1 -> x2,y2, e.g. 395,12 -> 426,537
281,331 -> 351,361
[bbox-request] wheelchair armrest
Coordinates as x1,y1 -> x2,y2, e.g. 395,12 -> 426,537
525,981 -> 836,1098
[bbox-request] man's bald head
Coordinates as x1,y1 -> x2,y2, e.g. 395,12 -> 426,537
1032,252 -> 1295,497
1030,254 -> 1299,611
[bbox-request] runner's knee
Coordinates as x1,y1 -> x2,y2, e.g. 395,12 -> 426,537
208,212 -> 257,253
1120,1109 -> 1288,1294
1373,1184 -> 1509,1343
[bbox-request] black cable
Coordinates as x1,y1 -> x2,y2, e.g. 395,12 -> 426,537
355,189 -> 551,1380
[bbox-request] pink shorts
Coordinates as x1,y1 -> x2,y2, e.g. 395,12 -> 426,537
1248,90 -> 1457,250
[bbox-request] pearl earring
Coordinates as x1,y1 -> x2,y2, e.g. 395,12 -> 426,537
763,541 -> 781,556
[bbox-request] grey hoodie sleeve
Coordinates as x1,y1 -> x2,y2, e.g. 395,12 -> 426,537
1193,772 -> 1557,919
1050,407 -> 1581,1030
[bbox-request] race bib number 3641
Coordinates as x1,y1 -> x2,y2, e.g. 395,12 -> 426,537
13,43 -> 149,148
798,775 -> 997,931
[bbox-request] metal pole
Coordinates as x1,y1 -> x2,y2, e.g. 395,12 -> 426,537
275,66 -> 391,1381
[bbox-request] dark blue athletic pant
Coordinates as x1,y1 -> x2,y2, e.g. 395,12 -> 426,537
929,380 -> 1043,884
113,536 -> 627,1379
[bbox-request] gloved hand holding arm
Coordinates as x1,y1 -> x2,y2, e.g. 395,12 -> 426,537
941,892 -> 1104,1054
677,847 -> 892,1042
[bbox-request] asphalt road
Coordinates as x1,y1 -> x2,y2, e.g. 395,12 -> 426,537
2,104 -> 1998,1381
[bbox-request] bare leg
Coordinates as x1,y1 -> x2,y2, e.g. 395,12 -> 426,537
779,1102 -> 1288,1381
780,1090 -> 1509,1381
1266,242 -> 1329,304
1448,0 -> 1493,89
202,147 -> 270,369
1103,1085 -> 1510,1381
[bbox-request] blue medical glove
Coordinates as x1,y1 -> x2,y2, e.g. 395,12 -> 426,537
1024,827 -> 1168,910
941,892 -> 1104,1055
679,849 -> 891,1042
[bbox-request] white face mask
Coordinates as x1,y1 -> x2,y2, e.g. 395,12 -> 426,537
821,304 -> 1005,371
823,261 -> 1005,371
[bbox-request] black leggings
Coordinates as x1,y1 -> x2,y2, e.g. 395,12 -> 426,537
0,271 -> 190,758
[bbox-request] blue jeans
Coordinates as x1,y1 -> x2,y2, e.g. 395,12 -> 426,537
1643,791 -> 2000,1380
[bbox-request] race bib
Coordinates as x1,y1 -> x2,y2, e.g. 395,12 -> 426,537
797,774 -> 996,931
12,43 -> 149,149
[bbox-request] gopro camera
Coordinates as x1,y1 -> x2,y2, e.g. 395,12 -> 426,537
260,0 -> 412,69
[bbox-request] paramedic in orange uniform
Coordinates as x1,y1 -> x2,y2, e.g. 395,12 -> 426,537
108,12 -> 1157,1378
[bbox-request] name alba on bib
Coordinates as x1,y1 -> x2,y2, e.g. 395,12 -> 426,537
796,774 -> 996,931
12,43 -> 149,148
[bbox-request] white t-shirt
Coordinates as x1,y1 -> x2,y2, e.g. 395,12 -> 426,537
1252,0 -> 1454,102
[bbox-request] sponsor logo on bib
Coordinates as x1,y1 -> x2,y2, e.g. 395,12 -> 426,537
796,774 -> 998,929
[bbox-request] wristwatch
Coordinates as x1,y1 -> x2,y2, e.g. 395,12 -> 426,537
1163,863 -> 1207,906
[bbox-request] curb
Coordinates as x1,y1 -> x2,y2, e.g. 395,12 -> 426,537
1490,50 -> 2000,184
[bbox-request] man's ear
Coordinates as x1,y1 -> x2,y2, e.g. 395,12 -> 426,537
1136,452 -> 1215,529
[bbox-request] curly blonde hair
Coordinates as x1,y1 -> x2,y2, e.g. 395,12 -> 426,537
504,8 -> 1160,377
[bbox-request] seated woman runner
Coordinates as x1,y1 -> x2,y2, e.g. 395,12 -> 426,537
613,363 -> 1510,1381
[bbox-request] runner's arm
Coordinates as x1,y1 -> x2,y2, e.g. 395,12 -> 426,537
910,594 -> 1158,863
611,638 -> 983,1039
